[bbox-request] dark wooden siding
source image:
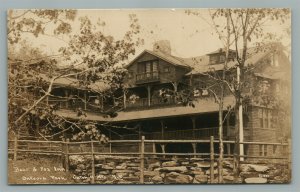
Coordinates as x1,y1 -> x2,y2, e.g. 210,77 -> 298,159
125,52 -> 190,87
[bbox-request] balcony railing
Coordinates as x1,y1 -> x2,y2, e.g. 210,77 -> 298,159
126,96 -> 176,109
136,71 -> 160,84
47,97 -> 103,112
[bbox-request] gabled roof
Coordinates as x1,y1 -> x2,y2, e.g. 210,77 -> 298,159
38,74 -> 109,92
206,48 -> 236,55
186,43 -> 286,75
125,50 -> 192,69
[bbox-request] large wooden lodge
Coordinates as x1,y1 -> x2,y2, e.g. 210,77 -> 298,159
20,40 -> 291,157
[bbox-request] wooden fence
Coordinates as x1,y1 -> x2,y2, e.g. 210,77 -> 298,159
8,136 -> 290,184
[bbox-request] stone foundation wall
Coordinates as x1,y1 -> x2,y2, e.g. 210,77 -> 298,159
69,155 -> 290,184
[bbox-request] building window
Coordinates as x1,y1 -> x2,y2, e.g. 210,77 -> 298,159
259,144 -> 268,156
219,55 -> 226,63
265,110 -> 269,128
209,55 -> 219,64
259,108 -> 264,128
259,108 -> 272,128
164,66 -> 171,73
138,60 -> 159,73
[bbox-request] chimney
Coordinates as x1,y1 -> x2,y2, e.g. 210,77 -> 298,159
153,40 -> 171,55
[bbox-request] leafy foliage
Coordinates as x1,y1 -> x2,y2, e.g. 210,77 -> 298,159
8,10 -> 143,142
8,9 -> 77,44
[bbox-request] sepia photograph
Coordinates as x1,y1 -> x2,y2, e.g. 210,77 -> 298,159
7,8 -> 291,184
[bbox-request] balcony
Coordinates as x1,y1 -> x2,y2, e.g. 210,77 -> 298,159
126,96 -> 176,109
136,71 -> 160,84
47,97 -> 103,112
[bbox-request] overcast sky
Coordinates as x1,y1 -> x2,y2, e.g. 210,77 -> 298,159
18,9 -> 291,60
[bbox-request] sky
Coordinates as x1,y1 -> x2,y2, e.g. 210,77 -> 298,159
11,9 -> 291,61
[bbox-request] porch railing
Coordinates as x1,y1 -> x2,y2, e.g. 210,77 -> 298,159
119,127 -> 232,140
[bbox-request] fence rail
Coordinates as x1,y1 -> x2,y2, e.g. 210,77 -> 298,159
8,136 -> 290,184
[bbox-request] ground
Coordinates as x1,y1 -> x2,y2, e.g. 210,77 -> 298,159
8,155 -> 74,184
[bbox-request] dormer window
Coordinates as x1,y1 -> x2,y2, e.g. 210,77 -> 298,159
209,55 -> 220,64
208,49 -> 236,65
220,55 -> 226,63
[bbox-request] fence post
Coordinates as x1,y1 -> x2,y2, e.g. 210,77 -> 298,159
210,136 -> 214,184
152,142 -> 156,157
140,136 -> 145,184
13,135 -> 18,161
91,141 -> 95,184
64,139 -> 69,172
192,143 -> 197,158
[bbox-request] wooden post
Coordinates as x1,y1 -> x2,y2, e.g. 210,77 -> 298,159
91,141 -> 95,184
147,86 -> 151,107
160,120 -> 165,139
192,143 -> 197,158
210,136 -> 215,183
140,136 -> 145,184
191,117 -> 196,139
64,139 -> 69,172
13,136 -> 18,162
226,114 -> 230,137
172,82 -> 178,103
152,143 -> 156,157
109,130 -> 112,155
161,144 -> 166,154
160,120 -> 165,158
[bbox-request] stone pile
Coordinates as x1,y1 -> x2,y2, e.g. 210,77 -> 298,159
68,155 -> 289,184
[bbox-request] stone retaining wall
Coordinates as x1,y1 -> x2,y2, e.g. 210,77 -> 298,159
69,155 -> 290,184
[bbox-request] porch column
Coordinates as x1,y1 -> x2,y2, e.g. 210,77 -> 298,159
172,82 -> 178,103
147,85 -> 151,107
191,117 -> 196,139
160,120 -> 165,156
226,114 -> 230,137
224,114 -> 231,155
160,120 -> 165,140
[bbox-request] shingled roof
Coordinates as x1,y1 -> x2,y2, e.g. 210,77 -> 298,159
38,74 -> 109,92
126,43 -> 285,77
55,96 -> 235,122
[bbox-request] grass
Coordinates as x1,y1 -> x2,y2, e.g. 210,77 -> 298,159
8,155 -> 74,184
